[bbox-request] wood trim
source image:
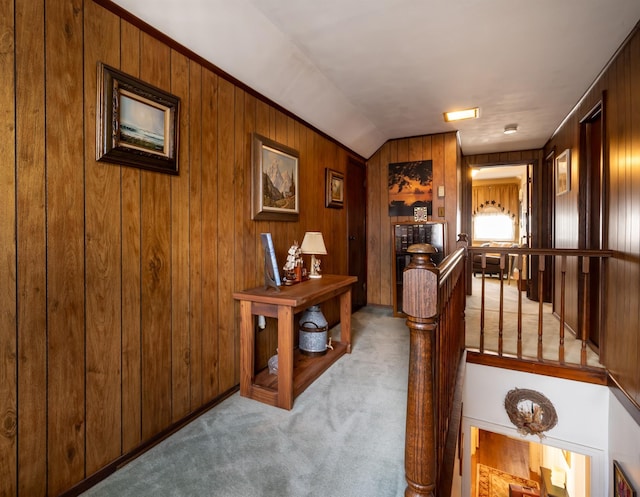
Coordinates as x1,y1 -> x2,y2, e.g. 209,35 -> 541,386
466,351 -> 608,385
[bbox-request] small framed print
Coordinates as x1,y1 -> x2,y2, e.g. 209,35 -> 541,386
614,461 -> 636,497
555,149 -> 571,195
325,168 -> 344,209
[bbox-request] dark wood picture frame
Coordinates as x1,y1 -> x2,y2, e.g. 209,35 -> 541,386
251,133 -> 299,221
555,148 -> 570,195
614,461 -> 636,497
96,62 -> 180,175
325,168 -> 344,209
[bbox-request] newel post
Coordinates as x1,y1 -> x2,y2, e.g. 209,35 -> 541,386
403,245 -> 438,497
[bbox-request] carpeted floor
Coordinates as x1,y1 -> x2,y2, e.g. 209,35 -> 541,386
81,306 -> 409,497
475,464 -> 539,497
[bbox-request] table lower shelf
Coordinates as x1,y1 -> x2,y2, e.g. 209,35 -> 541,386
247,341 -> 348,408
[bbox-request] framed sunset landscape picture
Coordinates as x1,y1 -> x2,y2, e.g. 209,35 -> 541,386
388,160 -> 433,216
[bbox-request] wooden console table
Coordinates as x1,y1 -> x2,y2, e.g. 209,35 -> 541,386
233,274 -> 357,410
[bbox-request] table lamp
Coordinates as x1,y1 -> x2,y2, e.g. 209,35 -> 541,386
300,231 -> 327,278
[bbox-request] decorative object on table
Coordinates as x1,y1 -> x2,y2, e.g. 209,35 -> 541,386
325,168 -> 344,208
298,305 -> 329,356
251,133 -> 299,221
300,231 -> 327,279
614,460 -> 636,497
260,232 -> 281,290
268,351 -> 278,375
414,206 -> 428,222
555,148 -> 571,196
388,160 -> 433,216
504,388 -> 557,439
96,62 -> 180,175
282,241 -> 304,284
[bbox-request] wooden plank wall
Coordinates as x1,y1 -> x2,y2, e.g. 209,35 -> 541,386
0,1 -> 356,495
544,24 -> 640,407
366,133 -> 460,306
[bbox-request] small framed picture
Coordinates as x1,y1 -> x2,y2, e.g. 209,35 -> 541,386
555,149 -> 571,195
325,168 -> 344,209
614,461 -> 636,497
96,62 -> 180,175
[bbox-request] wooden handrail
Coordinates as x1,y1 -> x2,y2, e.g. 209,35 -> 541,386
401,243 -> 612,497
402,246 -> 467,497
468,245 -> 612,368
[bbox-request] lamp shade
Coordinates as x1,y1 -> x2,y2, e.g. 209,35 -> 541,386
300,232 -> 327,255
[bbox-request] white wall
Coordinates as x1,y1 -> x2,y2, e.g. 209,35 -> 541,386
461,363 -> 608,496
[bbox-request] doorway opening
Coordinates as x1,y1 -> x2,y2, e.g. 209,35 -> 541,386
470,427 -> 590,497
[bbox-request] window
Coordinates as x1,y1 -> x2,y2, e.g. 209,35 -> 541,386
473,212 -> 515,241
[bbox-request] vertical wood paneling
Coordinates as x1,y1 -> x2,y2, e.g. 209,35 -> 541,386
0,0 -> 17,494
189,62 -> 204,410
628,31 -> 640,402
366,149 -> 381,305
366,132 -> 460,306
233,88 -> 248,385
170,50 -> 192,422
120,19 -> 143,453
444,133 -> 458,251
8,1 -> 361,493
15,0 -> 47,493
545,26 -> 640,407
45,0 -> 86,493
140,33 -> 173,439
201,68 -> 220,400
83,1 -> 122,475
217,78 -> 236,392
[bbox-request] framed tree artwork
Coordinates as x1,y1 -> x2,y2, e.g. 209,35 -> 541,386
388,160 -> 433,216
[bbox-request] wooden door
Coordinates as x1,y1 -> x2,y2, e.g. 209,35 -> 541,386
579,102 -> 603,349
347,157 -> 367,310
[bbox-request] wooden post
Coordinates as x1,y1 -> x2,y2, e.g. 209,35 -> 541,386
402,250 -> 438,497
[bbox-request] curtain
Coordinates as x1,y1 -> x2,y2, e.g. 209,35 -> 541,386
472,183 -> 520,217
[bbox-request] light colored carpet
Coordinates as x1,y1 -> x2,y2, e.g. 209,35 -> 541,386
81,306 -> 409,497
465,276 -> 601,367
475,464 -> 539,497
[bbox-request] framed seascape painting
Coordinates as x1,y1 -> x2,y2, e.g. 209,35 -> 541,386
388,160 -> 433,217
96,62 -> 180,175
614,461 -> 637,497
325,168 -> 344,209
251,133 -> 299,221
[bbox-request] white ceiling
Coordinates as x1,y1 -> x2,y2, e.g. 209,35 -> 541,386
112,0 -> 640,158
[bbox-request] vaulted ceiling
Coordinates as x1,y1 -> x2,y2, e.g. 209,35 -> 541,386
112,0 -> 640,158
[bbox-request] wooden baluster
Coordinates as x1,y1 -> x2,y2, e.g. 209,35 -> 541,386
537,255 -> 545,360
480,253 -> 486,353
403,251 -> 437,497
559,255 -> 567,364
516,254 -> 523,358
581,257 -> 590,366
499,254 -> 505,355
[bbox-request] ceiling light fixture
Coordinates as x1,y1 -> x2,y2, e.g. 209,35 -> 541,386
443,107 -> 479,122
504,124 -> 518,134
